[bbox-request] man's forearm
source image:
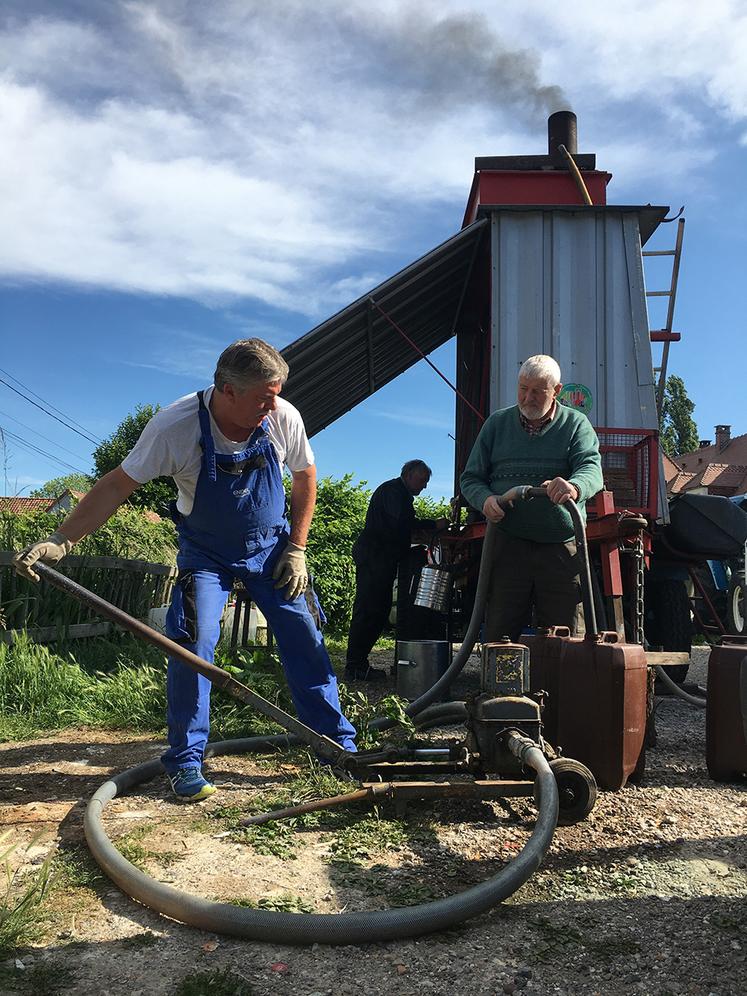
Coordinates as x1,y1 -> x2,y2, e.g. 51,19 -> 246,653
288,467 -> 317,547
57,467 -> 141,543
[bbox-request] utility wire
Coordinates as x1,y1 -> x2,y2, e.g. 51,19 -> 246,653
0,408 -> 91,465
0,364 -> 103,443
0,375 -> 101,446
1,428 -> 90,476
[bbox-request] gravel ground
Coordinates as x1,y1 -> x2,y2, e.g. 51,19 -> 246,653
1,646 -> 745,996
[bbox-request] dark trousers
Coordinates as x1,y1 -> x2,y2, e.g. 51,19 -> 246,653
485,532 -> 581,642
346,557 -> 397,667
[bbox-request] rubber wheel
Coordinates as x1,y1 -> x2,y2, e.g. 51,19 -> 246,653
726,573 -> 745,636
549,757 -> 597,825
647,579 -> 691,684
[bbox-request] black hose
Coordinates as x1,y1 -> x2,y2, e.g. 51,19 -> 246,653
374,485 -> 592,734
371,520 -> 499,735
655,665 -> 706,707
411,701 -> 468,730
84,733 -> 558,944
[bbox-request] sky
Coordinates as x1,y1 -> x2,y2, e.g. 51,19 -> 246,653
1,0 -> 745,502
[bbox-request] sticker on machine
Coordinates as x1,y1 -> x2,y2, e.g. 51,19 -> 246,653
558,383 -> 593,416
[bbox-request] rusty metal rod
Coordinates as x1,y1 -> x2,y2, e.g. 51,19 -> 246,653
33,562 -> 350,766
241,778 -> 536,827
240,784 -> 388,826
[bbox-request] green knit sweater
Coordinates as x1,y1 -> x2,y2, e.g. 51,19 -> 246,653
460,404 -> 604,542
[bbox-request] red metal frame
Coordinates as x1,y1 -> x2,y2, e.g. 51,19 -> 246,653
592,427 -> 660,519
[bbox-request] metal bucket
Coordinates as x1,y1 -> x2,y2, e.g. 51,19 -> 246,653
396,640 -> 450,700
413,566 -> 451,613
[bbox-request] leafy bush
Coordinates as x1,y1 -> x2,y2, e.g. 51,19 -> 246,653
297,474 -> 371,631
1,504 -> 176,565
413,494 -> 452,521
92,404 -> 178,515
1,504 -> 177,633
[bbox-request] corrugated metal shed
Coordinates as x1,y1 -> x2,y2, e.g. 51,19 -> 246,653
486,205 -> 669,518
487,206 -> 667,427
282,219 -> 487,437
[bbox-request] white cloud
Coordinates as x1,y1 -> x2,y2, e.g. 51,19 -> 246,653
0,1 -> 745,312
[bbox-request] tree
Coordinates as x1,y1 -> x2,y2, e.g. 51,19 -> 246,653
31,472 -> 93,498
92,404 -> 177,515
660,375 -> 699,458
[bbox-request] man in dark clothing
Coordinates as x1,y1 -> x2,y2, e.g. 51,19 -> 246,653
345,460 -> 445,681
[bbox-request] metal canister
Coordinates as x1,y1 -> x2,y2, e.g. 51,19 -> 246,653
413,566 -> 451,614
396,640 -> 450,700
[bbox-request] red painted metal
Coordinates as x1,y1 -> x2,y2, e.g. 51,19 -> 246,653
650,330 -> 681,342
463,170 -> 611,225
589,491 -> 624,597
595,427 -> 659,519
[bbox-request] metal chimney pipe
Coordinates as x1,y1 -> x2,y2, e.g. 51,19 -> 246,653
548,111 -> 578,158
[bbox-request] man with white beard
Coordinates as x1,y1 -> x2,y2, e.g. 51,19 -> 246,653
460,354 -> 603,642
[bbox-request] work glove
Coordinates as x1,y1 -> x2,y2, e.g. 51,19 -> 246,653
272,542 -> 309,601
13,531 -> 74,583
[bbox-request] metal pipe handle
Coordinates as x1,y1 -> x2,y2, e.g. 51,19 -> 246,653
33,562 -> 350,765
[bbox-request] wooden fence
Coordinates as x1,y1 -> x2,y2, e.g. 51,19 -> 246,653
0,552 -> 177,645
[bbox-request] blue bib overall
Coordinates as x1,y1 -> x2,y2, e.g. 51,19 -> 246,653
162,391 -> 356,772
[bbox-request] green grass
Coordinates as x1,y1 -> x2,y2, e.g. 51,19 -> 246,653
0,833 -> 55,959
0,634 -> 327,742
114,827 -> 185,871
176,968 -> 255,996
0,633 -> 167,738
119,929 -> 160,948
53,847 -> 104,891
1,961 -> 78,995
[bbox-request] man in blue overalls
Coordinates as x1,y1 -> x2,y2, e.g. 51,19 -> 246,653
14,339 -> 357,800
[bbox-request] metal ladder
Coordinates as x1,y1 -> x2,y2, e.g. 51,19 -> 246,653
643,216 -> 686,415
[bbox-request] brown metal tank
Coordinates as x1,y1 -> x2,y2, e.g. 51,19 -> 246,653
706,641 -> 747,781
552,632 -> 648,791
524,626 -> 572,746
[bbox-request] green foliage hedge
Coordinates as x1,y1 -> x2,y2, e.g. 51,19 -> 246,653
2,505 -> 177,564
1,475 -> 452,634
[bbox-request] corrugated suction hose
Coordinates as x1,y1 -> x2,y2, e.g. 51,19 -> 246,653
84,733 -> 557,944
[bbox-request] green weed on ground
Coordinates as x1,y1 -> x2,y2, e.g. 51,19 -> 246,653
224,893 -> 315,913
0,960 -> 78,995
176,968 -> 255,996
0,833 -> 55,960
326,814 -> 409,865
52,846 -> 104,891
114,826 -> 185,872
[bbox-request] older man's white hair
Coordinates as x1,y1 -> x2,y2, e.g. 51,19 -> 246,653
518,355 -> 562,386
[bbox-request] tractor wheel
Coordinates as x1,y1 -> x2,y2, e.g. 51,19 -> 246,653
726,573 -> 745,636
549,757 -> 598,825
648,579 -> 691,684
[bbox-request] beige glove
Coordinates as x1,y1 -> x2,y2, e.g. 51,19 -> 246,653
272,542 -> 309,601
13,531 -> 74,583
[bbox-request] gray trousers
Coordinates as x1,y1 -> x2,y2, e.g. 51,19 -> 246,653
484,531 -> 581,642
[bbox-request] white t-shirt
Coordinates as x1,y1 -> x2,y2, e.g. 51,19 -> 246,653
121,387 -> 315,515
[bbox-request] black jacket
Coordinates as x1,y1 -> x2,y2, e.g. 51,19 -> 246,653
353,477 -> 435,566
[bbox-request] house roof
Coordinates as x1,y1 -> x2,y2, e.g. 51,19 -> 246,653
662,452 -> 683,485
667,470 -> 698,495
700,463 -> 747,488
1,491 -> 161,523
679,430 -> 747,471
0,496 -> 55,514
